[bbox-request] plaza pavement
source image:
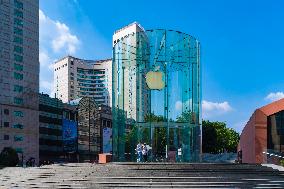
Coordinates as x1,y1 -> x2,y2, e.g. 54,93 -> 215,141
0,163 -> 284,188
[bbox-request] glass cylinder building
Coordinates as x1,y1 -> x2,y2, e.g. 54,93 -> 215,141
112,29 -> 201,162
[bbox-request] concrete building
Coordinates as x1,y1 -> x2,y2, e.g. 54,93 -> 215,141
53,56 -> 112,106
0,0 -> 39,163
39,93 -> 77,163
39,93 -> 63,162
239,98 -> 284,164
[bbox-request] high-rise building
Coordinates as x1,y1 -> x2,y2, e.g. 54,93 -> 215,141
54,56 -> 112,106
112,22 -> 148,120
0,0 -> 39,163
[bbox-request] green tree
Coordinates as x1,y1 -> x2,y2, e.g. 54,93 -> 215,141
0,147 -> 19,167
202,120 -> 240,153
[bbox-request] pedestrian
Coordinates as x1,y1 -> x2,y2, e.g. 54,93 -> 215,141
136,142 -> 142,162
142,143 -> 148,162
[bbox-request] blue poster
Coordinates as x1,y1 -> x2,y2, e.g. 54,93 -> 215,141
62,119 -> 77,152
103,127 -> 112,153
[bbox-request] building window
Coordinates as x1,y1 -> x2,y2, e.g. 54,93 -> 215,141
4,135 -> 9,140
14,63 -> 23,71
4,109 -> 9,115
13,124 -> 23,129
14,18 -> 23,27
14,27 -> 23,36
14,97 -> 23,105
14,111 -> 23,117
14,0 -> 23,9
14,85 -> 23,92
4,122 -> 9,128
14,72 -> 23,80
15,148 -> 23,153
13,36 -> 23,44
14,9 -> 23,18
14,135 -> 23,141
14,46 -> 23,54
14,54 -> 23,62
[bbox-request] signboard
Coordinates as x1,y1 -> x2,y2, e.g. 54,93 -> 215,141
62,119 -> 77,152
103,127 -> 112,153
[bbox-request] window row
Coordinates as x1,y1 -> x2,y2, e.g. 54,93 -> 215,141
3,135 -> 24,141
3,109 -> 23,117
14,97 -> 23,105
14,0 -> 23,9
14,72 -> 23,80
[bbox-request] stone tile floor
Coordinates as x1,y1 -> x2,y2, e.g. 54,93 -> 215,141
0,163 -> 284,188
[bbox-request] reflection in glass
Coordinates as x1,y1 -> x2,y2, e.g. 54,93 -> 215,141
112,29 -> 201,162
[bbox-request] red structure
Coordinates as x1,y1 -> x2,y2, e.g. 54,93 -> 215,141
239,98 -> 284,163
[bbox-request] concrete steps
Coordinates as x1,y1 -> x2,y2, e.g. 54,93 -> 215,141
0,163 -> 283,188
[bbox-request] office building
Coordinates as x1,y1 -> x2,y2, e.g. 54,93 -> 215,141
39,93 -> 77,163
0,0 -> 39,163
239,98 -> 284,164
53,56 -> 112,106
112,22 -> 147,120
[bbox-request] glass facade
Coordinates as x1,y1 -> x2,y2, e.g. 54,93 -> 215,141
268,111 -> 284,154
112,29 -> 201,162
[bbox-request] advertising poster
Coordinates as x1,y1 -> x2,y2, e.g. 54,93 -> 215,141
62,119 -> 77,152
103,127 -> 112,153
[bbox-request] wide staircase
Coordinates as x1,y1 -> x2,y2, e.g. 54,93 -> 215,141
0,163 -> 284,188
99,163 -> 284,188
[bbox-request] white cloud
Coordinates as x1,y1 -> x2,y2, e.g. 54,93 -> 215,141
40,80 -> 53,91
202,100 -> 233,118
39,9 -> 80,95
39,9 -> 80,55
265,92 -> 284,102
52,22 -> 79,54
39,51 -> 51,66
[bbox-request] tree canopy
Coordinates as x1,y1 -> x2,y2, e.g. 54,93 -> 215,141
202,120 -> 240,153
0,147 -> 19,167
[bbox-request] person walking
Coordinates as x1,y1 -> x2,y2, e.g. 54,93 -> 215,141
136,142 -> 142,162
142,143 -> 148,162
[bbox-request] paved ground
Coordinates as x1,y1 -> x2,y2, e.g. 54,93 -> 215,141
0,163 -> 284,188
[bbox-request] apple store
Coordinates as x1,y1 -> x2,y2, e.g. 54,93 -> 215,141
112,29 -> 201,162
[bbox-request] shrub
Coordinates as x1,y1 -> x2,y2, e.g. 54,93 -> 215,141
280,159 -> 284,167
0,147 -> 19,167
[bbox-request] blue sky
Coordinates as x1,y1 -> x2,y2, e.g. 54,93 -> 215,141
39,0 -> 284,133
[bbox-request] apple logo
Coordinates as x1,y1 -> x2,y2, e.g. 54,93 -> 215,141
145,71 -> 165,90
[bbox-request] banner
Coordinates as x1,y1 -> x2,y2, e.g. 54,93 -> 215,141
62,119 -> 77,152
103,127 -> 112,153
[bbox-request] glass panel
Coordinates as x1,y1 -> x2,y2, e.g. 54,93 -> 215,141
14,85 -> 23,92
13,124 -> 24,129
112,29 -> 201,162
14,63 -> 23,71
14,135 -> 23,141
14,9 -> 23,18
14,46 -> 23,54
14,0 -> 23,9
14,18 -> 23,27
14,72 -> 23,80
14,111 -> 23,117
14,54 -> 23,62
13,36 -> 23,44
14,27 -> 23,36
14,97 -> 23,105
